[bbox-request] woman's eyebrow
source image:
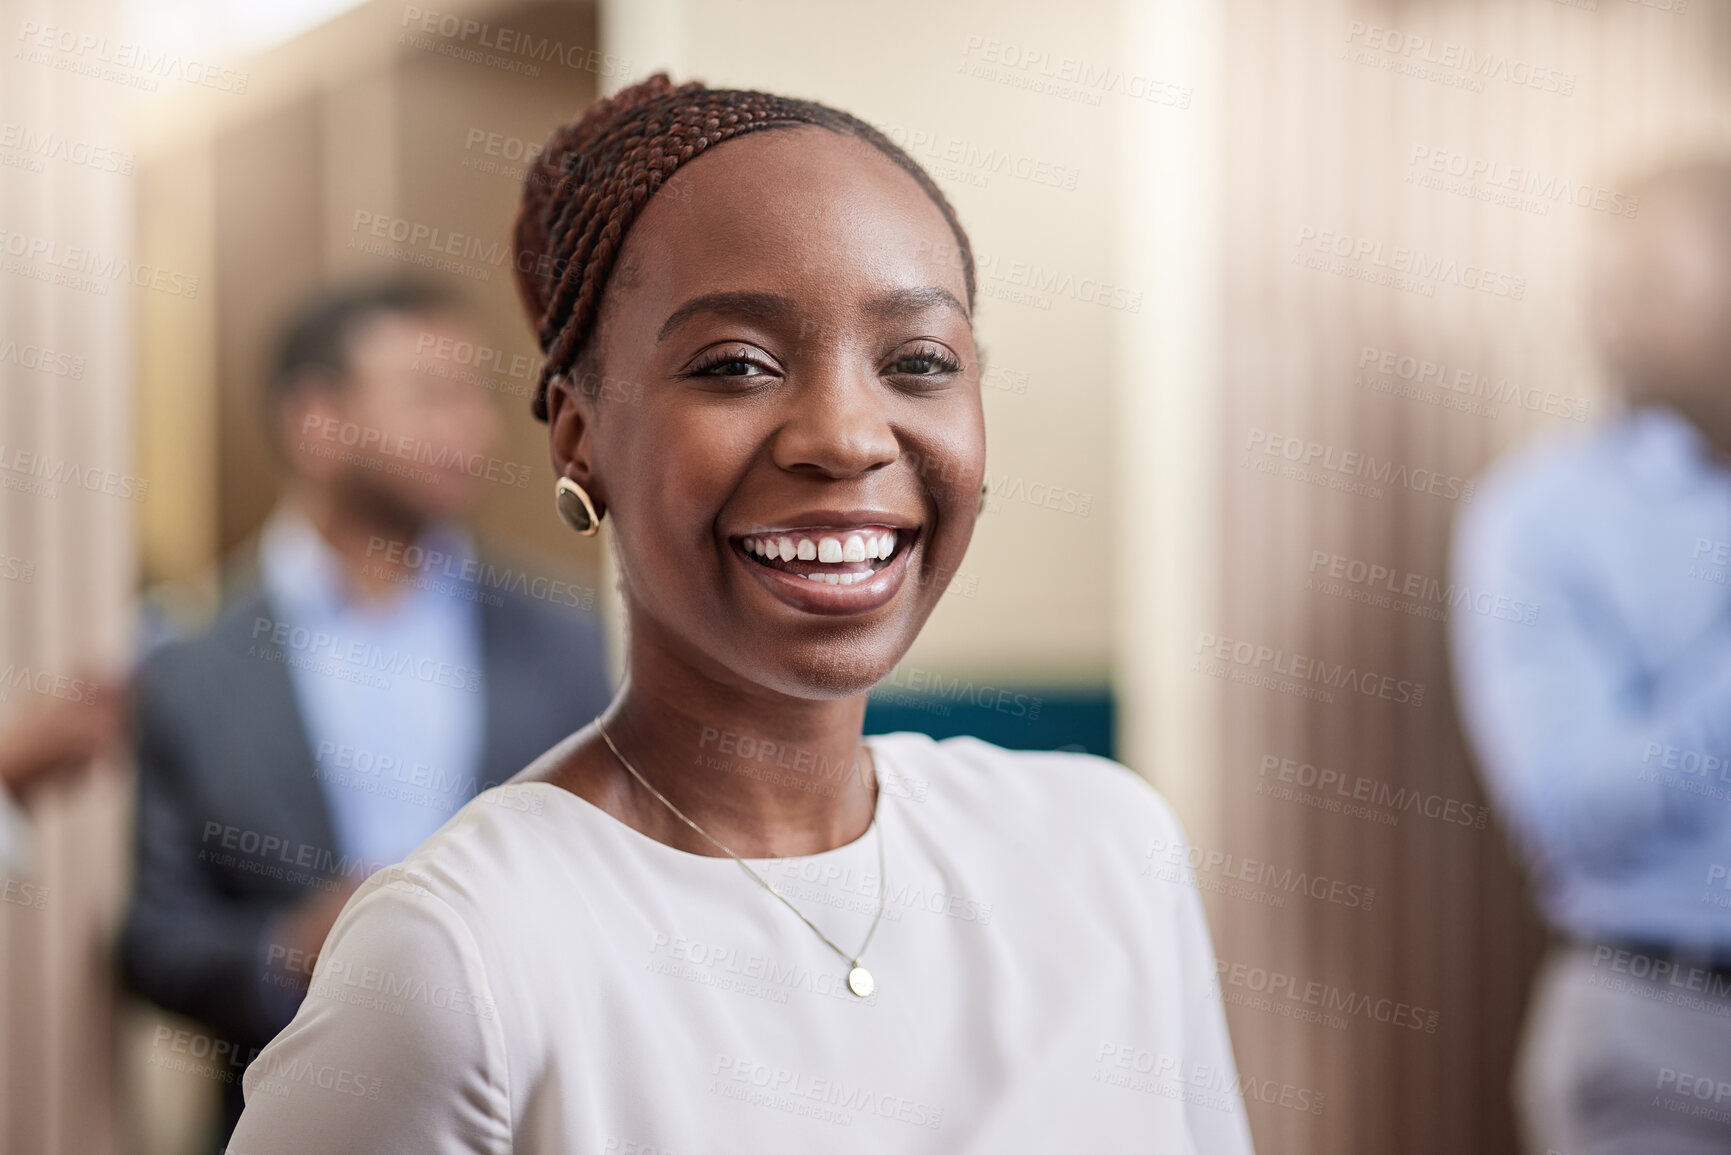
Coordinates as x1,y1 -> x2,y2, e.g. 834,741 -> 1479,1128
655,286 -> 970,345
656,291 -> 797,343
865,286 -> 970,323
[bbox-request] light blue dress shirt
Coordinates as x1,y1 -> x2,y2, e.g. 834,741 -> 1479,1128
257,507 -> 487,875
251,508 -> 491,1031
1450,405 -> 1731,952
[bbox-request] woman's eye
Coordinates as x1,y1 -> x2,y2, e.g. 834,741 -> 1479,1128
703,358 -> 761,376
889,347 -> 962,376
687,348 -> 776,380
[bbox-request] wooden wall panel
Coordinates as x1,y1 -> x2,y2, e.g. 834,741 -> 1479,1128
1203,2 -> 1731,1151
0,0 -> 136,1151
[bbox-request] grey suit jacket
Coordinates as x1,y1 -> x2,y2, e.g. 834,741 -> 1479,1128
118,575 -> 610,1127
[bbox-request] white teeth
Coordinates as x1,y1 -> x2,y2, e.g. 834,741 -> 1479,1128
801,570 -> 871,586
745,529 -> 904,571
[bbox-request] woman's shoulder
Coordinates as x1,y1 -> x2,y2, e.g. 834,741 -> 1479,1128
332,783 -> 574,948
869,730 -> 1189,847
232,854 -> 515,1150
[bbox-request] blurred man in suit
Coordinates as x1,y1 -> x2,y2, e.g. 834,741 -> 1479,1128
1451,162 -> 1731,1154
120,280 -> 612,1149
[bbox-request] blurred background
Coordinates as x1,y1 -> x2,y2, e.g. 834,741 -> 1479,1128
1,0 -> 1725,1151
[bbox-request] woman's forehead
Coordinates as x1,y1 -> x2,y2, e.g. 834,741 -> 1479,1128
612,127 -> 969,315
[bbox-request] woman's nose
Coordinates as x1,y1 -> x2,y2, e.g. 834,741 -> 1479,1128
770,365 -> 901,480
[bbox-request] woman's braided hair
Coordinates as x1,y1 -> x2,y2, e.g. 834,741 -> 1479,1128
511,72 -> 978,421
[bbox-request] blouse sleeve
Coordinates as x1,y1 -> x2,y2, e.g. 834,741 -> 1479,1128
226,868 -> 513,1155
1154,800 -> 1258,1155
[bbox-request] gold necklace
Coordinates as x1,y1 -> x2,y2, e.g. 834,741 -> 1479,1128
594,719 -> 887,998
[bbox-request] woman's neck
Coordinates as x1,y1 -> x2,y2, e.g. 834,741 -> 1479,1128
543,627 -> 880,859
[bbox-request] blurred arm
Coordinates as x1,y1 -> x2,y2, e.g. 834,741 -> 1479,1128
117,668 -> 288,1045
0,675 -> 126,876
1448,502 -> 1731,871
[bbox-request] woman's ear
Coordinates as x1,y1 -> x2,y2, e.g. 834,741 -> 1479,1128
546,374 -> 606,513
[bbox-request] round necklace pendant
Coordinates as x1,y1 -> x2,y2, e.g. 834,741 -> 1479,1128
847,965 -> 875,998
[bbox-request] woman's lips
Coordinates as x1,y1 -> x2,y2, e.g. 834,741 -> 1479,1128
731,526 -> 917,614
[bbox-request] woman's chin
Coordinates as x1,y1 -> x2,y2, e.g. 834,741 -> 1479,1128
741,647 -> 908,703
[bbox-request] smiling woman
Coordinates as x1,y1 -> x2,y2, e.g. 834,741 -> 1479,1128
225,73 -> 1253,1154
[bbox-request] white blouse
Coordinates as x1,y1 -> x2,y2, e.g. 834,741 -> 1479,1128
228,731 -> 1255,1154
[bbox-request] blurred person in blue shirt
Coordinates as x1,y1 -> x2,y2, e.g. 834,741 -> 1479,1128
1451,162 -> 1731,1155
119,280 -> 612,1151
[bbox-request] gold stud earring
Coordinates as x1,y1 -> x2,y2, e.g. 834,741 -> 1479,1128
555,476 -> 602,536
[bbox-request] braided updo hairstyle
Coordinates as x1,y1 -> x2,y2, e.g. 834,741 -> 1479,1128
511,72 -> 979,421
